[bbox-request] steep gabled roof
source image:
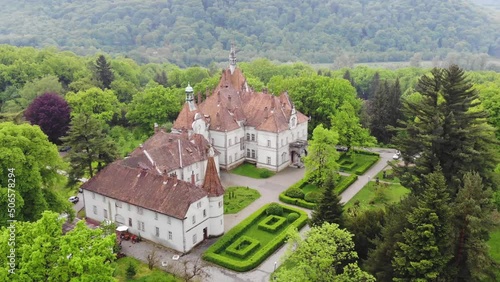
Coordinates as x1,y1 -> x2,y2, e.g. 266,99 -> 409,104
81,163 -> 207,219
202,156 -> 225,197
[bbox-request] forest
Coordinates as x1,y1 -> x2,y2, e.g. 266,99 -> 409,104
0,45 -> 499,280
0,0 -> 499,66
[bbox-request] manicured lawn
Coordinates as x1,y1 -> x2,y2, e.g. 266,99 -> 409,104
224,186 -> 261,214
112,257 -> 180,282
375,167 -> 400,184
230,163 -> 275,179
488,227 -> 500,281
343,181 -> 410,212
338,152 -> 380,175
203,203 -> 308,272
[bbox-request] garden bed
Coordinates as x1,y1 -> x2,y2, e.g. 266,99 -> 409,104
203,203 -> 308,272
343,181 -> 410,212
338,151 -> 380,175
224,186 -> 261,214
230,163 -> 275,179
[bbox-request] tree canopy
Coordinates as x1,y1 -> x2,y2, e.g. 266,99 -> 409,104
304,124 -> 340,185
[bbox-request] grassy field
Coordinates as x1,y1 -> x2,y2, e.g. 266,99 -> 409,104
112,257 -> 179,282
375,167 -> 400,184
224,186 -> 261,214
488,226 -> 500,281
230,163 -> 275,179
343,181 -> 410,212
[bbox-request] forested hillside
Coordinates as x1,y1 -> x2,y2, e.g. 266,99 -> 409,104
0,0 -> 498,66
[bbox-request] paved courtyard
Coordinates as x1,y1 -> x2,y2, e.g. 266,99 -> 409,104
119,148 -> 397,282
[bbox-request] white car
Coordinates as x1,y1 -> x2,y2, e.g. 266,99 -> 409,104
69,196 -> 79,204
393,151 -> 401,160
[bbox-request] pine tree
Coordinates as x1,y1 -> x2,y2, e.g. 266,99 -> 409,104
366,72 -> 380,100
310,175 -> 344,228
392,171 -> 453,281
61,114 -> 118,183
393,65 -> 499,195
95,55 -> 114,89
154,70 -> 168,87
452,172 -> 497,281
368,80 -> 390,143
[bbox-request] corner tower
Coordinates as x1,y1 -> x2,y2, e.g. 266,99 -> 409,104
202,154 -> 225,237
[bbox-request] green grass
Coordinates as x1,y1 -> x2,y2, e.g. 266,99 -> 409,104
488,226 -> 500,281
375,167 -> 400,184
112,257 -> 180,282
302,176 -> 346,195
344,181 -> 410,212
224,186 -> 261,214
230,163 -> 275,179
339,153 -> 380,174
77,208 -> 86,219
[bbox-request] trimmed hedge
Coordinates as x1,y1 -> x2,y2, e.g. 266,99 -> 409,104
266,203 -> 283,216
287,212 -> 299,223
333,174 -> 358,194
304,191 -> 322,203
258,215 -> 287,233
203,203 -> 308,272
285,187 -> 305,199
279,193 -> 317,209
354,156 -> 380,175
226,236 -> 261,259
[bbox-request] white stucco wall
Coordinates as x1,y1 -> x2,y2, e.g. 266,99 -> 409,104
208,195 -> 224,236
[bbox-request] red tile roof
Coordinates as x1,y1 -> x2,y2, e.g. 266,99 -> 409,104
172,67 -> 307,133
81,163 -> 207,219
202,156 -> 225,197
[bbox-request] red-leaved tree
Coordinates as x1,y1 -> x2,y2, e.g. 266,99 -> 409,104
25,92 -> 71,144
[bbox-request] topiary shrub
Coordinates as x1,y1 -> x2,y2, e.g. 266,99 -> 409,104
285,187 -> 305,199
287,212 -> 300,223
304,191 -> 323,203
266,203 -> 283,216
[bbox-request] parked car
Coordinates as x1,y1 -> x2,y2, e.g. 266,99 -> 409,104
69,196 -> 79,204
336,146 -> 349,152
393,150 -> 401,160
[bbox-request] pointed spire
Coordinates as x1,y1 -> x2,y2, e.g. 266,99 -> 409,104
229,42 -> 236,74
202,156 -> 224,197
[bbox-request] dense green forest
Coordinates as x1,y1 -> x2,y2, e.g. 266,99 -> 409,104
0,0 -> 499,66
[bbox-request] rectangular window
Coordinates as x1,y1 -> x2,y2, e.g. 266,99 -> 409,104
229,139 -> 232,146
240,137 -> 244,150
155,227 -> 160,237
246,133 -> 250,141
102,195 -> 106,203
137,207 -> 143,215
129,218 -> 132,227
267,140 -> 271,147
167,217 -> 171,225
103,209 -> 108,219
267,157 -> 271,165
92,193 -> 95,199
197,202 -> 202,208
93,205 -> 97,215
168,231 -> 172,240
155,212 -> 158,220
137,220 -> 145,231
251,150 -> 256,159
203,209 -> 206,217
246,149 -> 250,157
218,201 -> 222,208
193,234 -> 197,244
251,134 -> 255,141
115,201 -> 122,208
192,215 -> 196,224
127,204 -> 131,211
196,173 -> 199,181
211,138 -> 214,145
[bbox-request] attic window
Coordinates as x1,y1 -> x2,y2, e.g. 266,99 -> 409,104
186,148 -> 193,154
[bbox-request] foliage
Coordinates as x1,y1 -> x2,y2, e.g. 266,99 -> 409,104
203,204 -> 308,272
266,203 -> 283,216
310,176 -> 344,227
0,211 -> 116,281
223,186 -> 261,214
225,236 -> 261,258
392,171 -> 454,281
230,163 -> 275,179
274,222 -> 375,282
24,92 -> 71,144
343,181 -> 410,213
393,65 -> 499,195
62,115 -> 118,181
287,213 -> 299,223
94,54 -> 115,89
344,208 -> 386,261
331,102 -> 376,150
304,124 -> 340,184
112,257 -> 180,282
126,85 -> 182,134
126,262 -> 137,279
66,87 -> 120,122
0,1 -> 498,65
284,187 -> 304,199
0,122 -> 72,224
304,191 -> 322,203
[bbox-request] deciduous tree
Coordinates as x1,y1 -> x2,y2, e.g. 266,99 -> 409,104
24,92 -> 71,144
66,87 -> 120,122
304,124 -> 340,185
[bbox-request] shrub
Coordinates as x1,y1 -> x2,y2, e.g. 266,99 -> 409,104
260,170 -> 274,178
285,187 -> 305,199
258,215 -> 287,233
333,174 -> 358,195
354,156 -> 380,175
266,203 -> 283,216
304,191 -> 322,203
279,193 -> 317,209
287,212 -> 300,223
126,262 -> 137,278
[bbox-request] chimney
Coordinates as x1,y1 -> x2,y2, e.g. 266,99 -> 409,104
162,170 -> 168,184
198,92 -> 201,104
154,123 -> 159,133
